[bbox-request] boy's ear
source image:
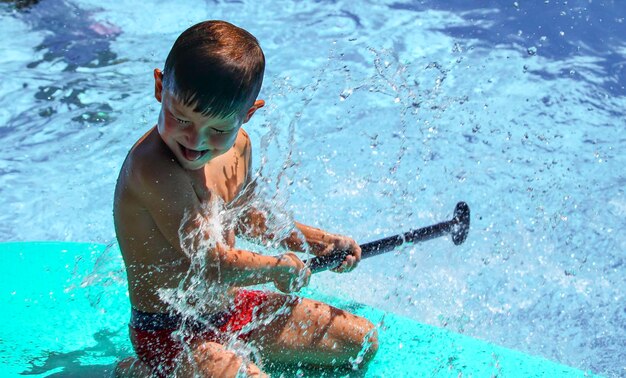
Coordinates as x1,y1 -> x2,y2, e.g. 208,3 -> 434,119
154,68 -> 163,103
243,99 -> 265,123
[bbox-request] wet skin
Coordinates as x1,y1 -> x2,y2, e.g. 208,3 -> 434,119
113,69 -> 375,376
114,69 -> 265,313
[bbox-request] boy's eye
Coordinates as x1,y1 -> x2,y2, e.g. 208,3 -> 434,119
175,117 -> 191,126
211,128 -> 228,134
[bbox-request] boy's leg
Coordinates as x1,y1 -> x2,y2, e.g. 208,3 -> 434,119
246,293 -> 379,368
114,342 -> 266,378
177,341 -> 267,378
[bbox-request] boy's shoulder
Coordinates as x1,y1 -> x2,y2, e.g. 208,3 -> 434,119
121,127 -> 183,190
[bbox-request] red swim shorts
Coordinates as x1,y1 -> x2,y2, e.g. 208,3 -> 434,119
129,289 -> 268,377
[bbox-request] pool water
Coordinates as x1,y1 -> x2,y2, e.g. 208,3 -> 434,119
0,0 -> 624,376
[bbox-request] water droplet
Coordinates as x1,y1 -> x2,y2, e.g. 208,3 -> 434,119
339,88 -> 353,101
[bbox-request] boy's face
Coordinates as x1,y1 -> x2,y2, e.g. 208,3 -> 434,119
153,69 -> 263,171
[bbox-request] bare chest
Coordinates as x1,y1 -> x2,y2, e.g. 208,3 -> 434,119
191,147 -> 250,204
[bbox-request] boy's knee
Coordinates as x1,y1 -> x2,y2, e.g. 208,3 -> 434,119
245,363 -> 268,378
193,341 -> 266,377
359,320 -> 379,365
342,317 -> 378,367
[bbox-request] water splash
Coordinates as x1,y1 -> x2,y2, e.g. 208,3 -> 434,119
156,196 -> 232,321
154,191 -> 301,374
69,243 -> 127,311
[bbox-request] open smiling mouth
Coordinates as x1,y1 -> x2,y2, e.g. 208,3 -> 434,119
178,143 -> 210,161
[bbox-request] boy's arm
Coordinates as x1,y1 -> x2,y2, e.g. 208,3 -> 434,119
235,131 -> 359,272
135,159 -> 309,292
237,205 -> 361,272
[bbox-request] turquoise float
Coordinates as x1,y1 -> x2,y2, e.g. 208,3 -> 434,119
0,242 -> 596,377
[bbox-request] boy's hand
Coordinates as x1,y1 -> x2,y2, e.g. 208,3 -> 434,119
273,252 -> 311,293
324,235 -> 362,273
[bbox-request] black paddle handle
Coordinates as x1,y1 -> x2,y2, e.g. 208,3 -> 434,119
304,202 -> 470,273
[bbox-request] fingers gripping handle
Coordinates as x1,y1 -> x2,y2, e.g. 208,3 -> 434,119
305,202 -> 470,273
306,250 -> 350,273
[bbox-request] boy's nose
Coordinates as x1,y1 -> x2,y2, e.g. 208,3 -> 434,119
184,131 -> 207,150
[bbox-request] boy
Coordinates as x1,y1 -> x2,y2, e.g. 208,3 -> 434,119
113,20 -> 378,377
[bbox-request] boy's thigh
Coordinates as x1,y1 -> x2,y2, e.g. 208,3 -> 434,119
247,294 -> 376,363
177,340 -> 265,378
116,341 -> 264,378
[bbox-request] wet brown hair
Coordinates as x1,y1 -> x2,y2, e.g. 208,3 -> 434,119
162,20 -> 265,118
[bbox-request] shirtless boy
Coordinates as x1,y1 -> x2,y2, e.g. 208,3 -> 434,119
113,20 -> 378,377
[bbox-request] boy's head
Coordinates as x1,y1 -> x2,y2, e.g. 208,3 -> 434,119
154,20 -> 265,170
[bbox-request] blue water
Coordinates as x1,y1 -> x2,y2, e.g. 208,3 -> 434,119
0,0 -> 624,376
